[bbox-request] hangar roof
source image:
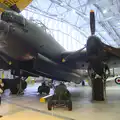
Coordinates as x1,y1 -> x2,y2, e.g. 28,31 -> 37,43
21,0 -> 120,51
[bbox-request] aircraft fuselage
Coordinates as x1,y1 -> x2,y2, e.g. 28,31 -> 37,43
0,10 -> 120,83
0,11 -> 85,83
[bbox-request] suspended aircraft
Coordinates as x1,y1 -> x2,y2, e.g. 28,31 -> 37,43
0,0 -> 120,100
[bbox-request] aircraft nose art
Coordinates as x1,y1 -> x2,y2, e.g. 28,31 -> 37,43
0,20 -> 9,48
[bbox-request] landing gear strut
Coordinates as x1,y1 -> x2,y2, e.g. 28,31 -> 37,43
88,63 -> 110,101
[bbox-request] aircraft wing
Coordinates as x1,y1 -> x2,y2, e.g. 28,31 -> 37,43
0,0 -> 32,13
61,43 -> 120,69
60,50 -> 88,69
61,50 -> 87,63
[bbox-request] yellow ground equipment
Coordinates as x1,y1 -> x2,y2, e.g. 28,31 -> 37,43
0,0 -> 33,12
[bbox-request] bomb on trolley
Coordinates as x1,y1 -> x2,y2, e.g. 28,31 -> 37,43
47,82 -> 72,111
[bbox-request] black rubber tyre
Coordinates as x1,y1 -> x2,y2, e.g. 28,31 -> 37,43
9,81 -> 19,94
92,78 -> 105,101
10,87 -> 18,94
48,100 -> 52,110
22,81 -> 27,90
82,80 -> 85,86
38,86 -> 50,95
2,79 -> 9,90
46,87 -> 50,94
38,86 -> 43,94
10,81 -> 27,94
68,100 -> 72,111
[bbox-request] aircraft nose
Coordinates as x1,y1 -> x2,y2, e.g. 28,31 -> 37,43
0,20 -> 9,48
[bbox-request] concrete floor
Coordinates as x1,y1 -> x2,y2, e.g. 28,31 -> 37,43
1,83 -> 120,120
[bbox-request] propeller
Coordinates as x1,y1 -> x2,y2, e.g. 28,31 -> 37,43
62,10 -> 96,63
62,10 -> 104,68
87,10 -> 108,76
86,10 -> 103,59
90,10 -> 95,35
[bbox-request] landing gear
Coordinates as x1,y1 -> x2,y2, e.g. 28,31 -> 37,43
92,77 -> 105,101
38,82 -> 50,95
88,63 -> 110,101
82,80 -> 85,86
9,79 -> 27,94
67,99 -> 72,111
1,77 -> 27,95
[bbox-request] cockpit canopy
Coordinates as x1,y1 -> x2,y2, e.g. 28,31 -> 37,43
1,10 -> 25,26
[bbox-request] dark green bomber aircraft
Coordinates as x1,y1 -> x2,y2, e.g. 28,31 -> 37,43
0,9 -> 120,100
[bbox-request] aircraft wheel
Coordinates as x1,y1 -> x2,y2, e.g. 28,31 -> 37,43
2,79 -> 9,90
38,86 -> 50,94
22,81 -> 27,90
67,100 -> 72,111
10,87 -> 18,94
46,86 -> 50,94
92,78 -> 105,101
38,86 -> 43,94
82,80 -> 85,86
10,81 -> 27,94
48,100 -> 53,110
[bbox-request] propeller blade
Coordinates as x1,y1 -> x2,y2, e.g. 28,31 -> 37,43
90,10 -> 95,35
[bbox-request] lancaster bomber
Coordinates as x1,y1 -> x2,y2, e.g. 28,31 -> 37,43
0,1 -> 120,101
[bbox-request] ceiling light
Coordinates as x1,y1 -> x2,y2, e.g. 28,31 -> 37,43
103,9 -> 107,14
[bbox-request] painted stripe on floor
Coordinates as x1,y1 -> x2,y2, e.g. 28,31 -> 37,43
3,100 -> 75,120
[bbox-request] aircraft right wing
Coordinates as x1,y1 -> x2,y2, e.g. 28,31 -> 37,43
0,0 -> 33,13
61,42 -> 120,70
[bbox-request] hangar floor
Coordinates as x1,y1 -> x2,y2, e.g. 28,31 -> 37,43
0,83 -> 120,120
